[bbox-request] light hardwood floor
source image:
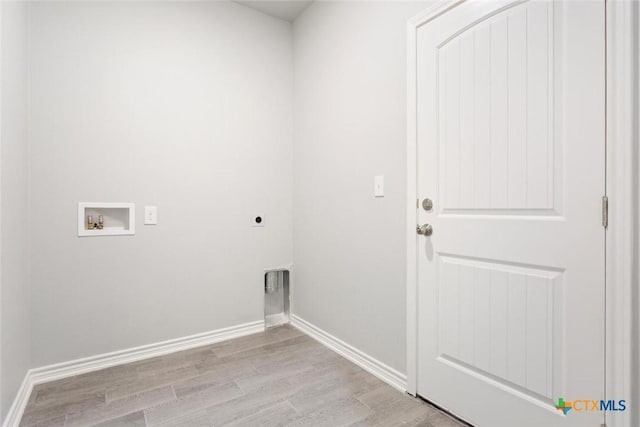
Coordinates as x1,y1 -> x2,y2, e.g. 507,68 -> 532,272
20,325 -> 466,427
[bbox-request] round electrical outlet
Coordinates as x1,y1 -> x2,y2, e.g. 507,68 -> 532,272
252,215 -> 265,227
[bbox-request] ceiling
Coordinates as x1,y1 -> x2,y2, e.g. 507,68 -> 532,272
235,1 -> 313,22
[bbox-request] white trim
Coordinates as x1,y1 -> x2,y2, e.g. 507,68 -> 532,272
263,264 -> 292,273
606,2 -> 637,427
1,375 -> 30,427
406,1 -> 638,420
290,315 -> 407,392
405,0 -> 462,398
288,265 -> 295,322
0,0 -> 4,420
1,320 -> 264,427
405,4 -> 418,397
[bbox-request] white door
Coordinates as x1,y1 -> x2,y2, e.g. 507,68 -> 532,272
415,1 -> 605,426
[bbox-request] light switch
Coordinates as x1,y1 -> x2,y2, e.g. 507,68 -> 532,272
374,175 -> 384,197
144,206 -> 157,225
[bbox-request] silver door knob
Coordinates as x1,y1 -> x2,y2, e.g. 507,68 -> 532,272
416,224 -> 433,236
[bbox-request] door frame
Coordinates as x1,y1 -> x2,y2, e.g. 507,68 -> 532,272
405,2 -> 638,427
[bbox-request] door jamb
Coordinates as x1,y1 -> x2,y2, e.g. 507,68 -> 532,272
605,1 -> 638,426
405,0 -> 461,396
405,5 -> 638,426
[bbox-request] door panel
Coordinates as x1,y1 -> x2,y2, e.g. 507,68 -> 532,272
416,1 -> 605,426
437,256 -> 558,398
438,1 -> 555,213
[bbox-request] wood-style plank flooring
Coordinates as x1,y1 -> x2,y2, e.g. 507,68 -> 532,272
20,325 -> 466,427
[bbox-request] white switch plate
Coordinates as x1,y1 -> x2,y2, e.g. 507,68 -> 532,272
144,206 -> 157,225
374,175 -> 384,197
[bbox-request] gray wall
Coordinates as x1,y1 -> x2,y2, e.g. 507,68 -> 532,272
1,1 -> 30,420
16,0 -> 428,384
29,1 -> 293,367
292,1 -> 428,373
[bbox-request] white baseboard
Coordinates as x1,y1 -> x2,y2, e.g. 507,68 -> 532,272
2,374 -> 32,427
2,320 -> 264,427
4,317 -> 407,426
290,314 -> 407,392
